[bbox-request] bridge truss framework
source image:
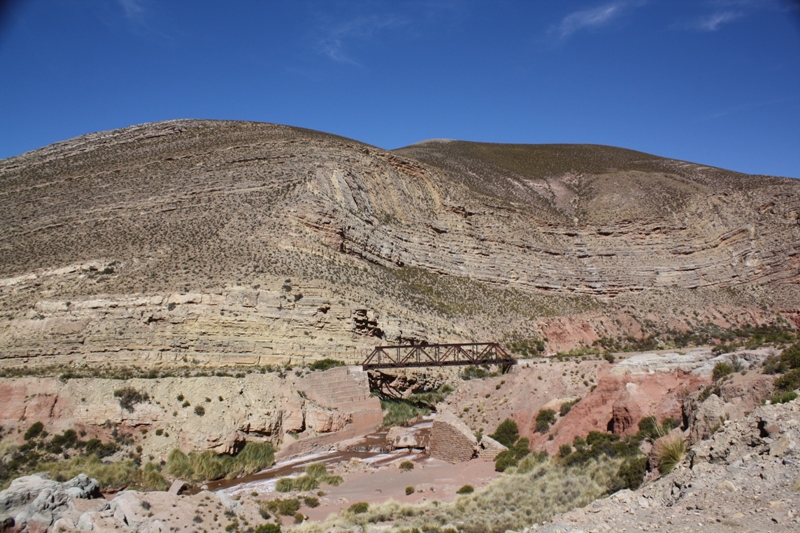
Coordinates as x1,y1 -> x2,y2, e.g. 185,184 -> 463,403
361,342 -> 516,371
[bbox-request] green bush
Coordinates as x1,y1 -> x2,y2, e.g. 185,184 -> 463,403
535,409 -> 556,433
302,496 -> 320,508
712,362 -> 734,381
771,390 -> 798,404
348,502 -> 369,514
273,498 -> 301,516
560,399 -> 579,417
194,405 -> 205,416
775,369 -> 800,393
309,359 -> 345,372
405,486 -> 414,495
24,422 -> 44,441
399,460 -> 414,471
489,419 -> 519,448
456,484 -> 474,494
609,457 -> 648,492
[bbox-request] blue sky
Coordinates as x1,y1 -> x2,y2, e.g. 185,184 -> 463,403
1,1 -> 799,177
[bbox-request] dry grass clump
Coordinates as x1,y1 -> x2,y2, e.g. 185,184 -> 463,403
307,456 -> 619,533
37,455 -> 168,491
657,438 -> 686,474
166,441 -> 275,481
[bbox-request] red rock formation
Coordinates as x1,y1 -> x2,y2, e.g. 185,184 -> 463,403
528,369 -> 708,454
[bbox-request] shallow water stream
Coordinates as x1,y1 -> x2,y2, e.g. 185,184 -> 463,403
208,419 -> 432,495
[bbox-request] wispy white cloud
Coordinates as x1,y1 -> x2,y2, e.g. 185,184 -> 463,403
319,13 -> 408,65
691,10 -> 744,30
119,0 -> 144,20
550,1 -> 647,40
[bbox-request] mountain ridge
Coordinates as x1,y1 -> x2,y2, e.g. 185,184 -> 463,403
1,119 -> 798,367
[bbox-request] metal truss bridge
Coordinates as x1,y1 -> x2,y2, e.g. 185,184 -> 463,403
361,342 -> 516,371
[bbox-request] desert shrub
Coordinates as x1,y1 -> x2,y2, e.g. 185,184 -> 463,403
84,438 -> 117,458
603,352 -> 615,363
712,362 -> 734,381
657,438 -> 686,474
194,405 -> 205,416
535,409 -> 556,433
461,365 -> 499,380
775,369 -> 800,393
294,512 -> 304,524
609,456 -> 648,492
24,422 -> 44,441
399,460 -> 414,471
137,461 -> 169,491
494,438 -> 531,472
381,399 -> 430,427
489,419 -> 519,448
309,358 -> 345,372
405,486 -> 415,495
348,502 -> 369,514
637,416 -> 660,440
254,524 -> 281,533
558,444 -> 572,458
771,390 -> 798,404
302,496 -> 319,508
560,399 -> 579,417
780,342 -> 800,369
114,387 -> 149,412
456,484 -> 474,494
269,498 -> 301,516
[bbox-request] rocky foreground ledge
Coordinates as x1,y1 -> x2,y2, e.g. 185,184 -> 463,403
531,399 -> 800,533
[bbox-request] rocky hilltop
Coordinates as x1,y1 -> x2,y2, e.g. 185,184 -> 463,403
1,120 -> 799,367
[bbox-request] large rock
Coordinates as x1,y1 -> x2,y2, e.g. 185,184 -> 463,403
430,411 -> 478,463
0,474 -> 99,532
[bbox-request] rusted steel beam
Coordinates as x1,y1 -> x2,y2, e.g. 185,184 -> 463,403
361,342 -> 515,370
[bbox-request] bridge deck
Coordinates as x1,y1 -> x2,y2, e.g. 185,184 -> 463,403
361,342 -> 516,371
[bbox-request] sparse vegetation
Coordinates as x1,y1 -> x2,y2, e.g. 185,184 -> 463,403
308,358 -> 346,372
275,463 -> 343,492
166,442 -> 275,482
113,387 -> 150,412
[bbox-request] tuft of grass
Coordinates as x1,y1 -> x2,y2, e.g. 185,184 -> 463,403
398,460 -> 414,471
771,390 -> 798,404
405,486 -> 415,495
657,438 -> 686,474
166,441 -> 275,482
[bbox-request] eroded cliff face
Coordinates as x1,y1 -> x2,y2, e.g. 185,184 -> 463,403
1,120 -> 798,366
0,366 -> 382,459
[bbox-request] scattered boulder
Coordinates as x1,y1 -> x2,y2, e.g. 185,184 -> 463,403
0,474 -> 100,532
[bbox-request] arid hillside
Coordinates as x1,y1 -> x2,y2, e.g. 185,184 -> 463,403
1,119 -> 799,367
